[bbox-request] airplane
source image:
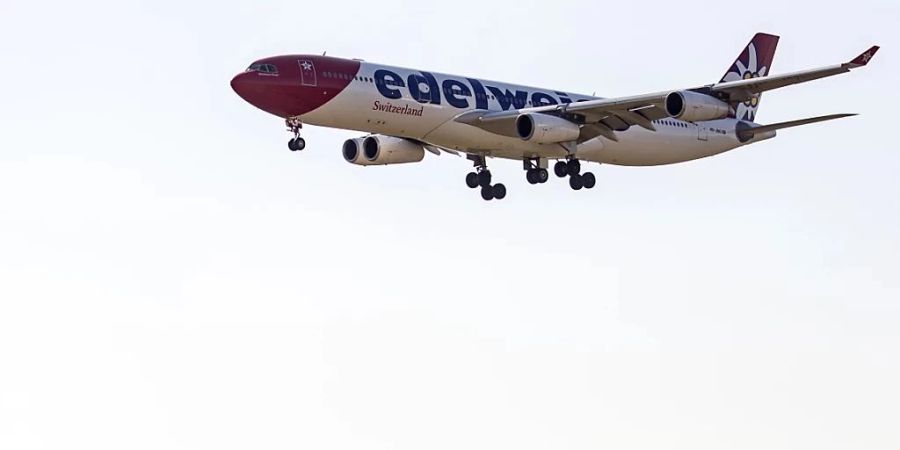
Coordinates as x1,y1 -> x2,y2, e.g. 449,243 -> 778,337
231,33 -> 879,201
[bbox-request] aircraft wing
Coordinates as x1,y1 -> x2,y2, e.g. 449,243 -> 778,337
455,45 -> 879,142
708,46 -> 880,102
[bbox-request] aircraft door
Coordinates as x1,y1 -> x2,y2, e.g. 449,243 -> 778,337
698,124 -> 709,141
298,59 -> 318,87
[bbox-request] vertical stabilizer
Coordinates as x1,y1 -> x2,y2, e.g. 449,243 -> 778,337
721,33 -> 780,121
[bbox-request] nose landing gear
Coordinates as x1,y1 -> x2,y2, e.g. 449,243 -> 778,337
286,116 -> 305,152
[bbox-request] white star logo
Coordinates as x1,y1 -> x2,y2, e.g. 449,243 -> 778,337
300,61 -> 313,71
862,52 -> 872,62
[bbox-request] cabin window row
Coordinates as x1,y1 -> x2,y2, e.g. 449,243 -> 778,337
324,71 -> 354,80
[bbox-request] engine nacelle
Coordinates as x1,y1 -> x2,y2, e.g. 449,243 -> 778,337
362,135 -> 425,165
515,113 -> 581,144
665,91 -> 731,122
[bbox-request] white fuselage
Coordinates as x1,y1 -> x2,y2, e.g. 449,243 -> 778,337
302,61 -> 770,166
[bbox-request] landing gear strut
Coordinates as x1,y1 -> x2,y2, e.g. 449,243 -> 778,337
286,116 -> 306,151
466,155 -> 506,201
555,158 -> 597,191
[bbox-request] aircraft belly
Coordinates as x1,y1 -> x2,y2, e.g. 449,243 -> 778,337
589,128 -> 740,166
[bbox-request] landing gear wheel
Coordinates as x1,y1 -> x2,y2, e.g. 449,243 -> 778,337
582,172 -> 596,189
466,172 -> 479,189
480,186 -> 494,201
477,170 -> 492,188
526,169 -> 538,185
536,168 -> 549,184
554,161 -> 568,178
288,137 -> 305,151
566,159 -> 581,177
569,174 -> 584,191
492,183 -> 507,200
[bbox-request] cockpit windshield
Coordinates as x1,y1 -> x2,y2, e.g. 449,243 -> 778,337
246,63 -> 279,74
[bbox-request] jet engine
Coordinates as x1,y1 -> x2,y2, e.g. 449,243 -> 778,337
343,135 -> 425,166
516,113 -> 581,144
665,91 -> 731,122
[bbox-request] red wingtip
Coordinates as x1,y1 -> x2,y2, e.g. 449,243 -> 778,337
850,46 -> 880,66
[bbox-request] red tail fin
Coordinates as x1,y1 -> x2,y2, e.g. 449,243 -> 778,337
721,33 -> 780,121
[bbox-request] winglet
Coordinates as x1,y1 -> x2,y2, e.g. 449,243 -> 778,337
849,46 -> 880,67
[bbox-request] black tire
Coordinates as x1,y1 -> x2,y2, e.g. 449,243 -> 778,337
554,161 -> 568,178
465,172 -> 479,189
492,183 -> 507,200
569,174 -> 584,190
566,159 -> 581,176
526,169 -> 537,185
537,168 -> 549,184
288,138 -> 298,151
582,172 -> 596,189
480,186 -> 494,201
294,138 -> 306,151
477,170 -> 492,188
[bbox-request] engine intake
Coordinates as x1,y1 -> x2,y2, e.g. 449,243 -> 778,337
665,91 -> 731,122
342,138 -> 370,165
516,113 -> 580,144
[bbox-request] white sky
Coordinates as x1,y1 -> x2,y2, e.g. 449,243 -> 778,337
1,1 -> 898,449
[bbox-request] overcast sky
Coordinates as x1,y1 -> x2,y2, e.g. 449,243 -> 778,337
1,1 -> 898,449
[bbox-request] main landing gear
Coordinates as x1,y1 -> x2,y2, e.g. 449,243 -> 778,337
286,116 -> 306,151
523,158 -> 550,185
554,158 -> 596,191
466,156 -> 507,201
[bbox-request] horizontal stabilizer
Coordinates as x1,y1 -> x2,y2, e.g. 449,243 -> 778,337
737,113 -> 857,140
849,46 -> 880,67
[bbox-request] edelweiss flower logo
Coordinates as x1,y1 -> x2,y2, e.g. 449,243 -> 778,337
723,43 -> 768,121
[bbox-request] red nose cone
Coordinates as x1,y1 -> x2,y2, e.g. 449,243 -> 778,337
230,70 -> 299,118
230,72 -> 253,103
